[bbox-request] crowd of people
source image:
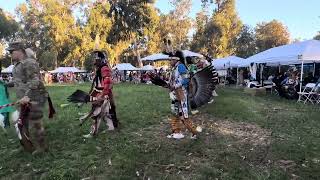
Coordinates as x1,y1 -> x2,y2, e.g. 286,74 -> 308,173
0,67 -> 172,85
43,72 -> 93,84
225,65 -> 320,99
112,68 -> 170,84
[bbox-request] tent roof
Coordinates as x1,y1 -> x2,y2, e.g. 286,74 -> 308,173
181,50 -> 203,58
1,65 -> 14,73
246,40 -> 320,66
141,50 -> 203,62
49,67 -> 86,73
212,56 -> 244,70
141,53 -> 171,61
112,63 -> 138,71
140,65 -> 154,71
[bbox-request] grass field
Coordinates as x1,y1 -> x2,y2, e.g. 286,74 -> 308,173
0,83 -> 319,180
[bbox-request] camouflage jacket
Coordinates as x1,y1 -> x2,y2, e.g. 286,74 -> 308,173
12,57 -> 47,103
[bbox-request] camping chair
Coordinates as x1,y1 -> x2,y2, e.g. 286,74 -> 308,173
297,83 -> 316,104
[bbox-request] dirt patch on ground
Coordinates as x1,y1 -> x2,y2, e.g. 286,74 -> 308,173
209,120 -> 271,146
191,114 -> 274,166
127,114 -> 304,179
191,114 -> 272,146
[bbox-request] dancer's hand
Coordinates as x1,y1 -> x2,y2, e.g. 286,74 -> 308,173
96,95 -> 105,102
19,96 -> 30,105
169,85 -> 176,92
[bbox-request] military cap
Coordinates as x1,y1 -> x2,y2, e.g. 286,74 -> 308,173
6,41 -> 26,52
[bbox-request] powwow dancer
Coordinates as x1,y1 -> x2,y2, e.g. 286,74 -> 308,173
166,50 -> 198,139
6,41 -> 55,153
150,39 -> 218,139
68,50 -> 119,138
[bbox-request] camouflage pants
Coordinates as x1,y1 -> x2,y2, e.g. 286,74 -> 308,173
26,102 -> 47,150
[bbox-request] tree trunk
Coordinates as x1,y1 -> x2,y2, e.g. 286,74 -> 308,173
134,39 -> 143,67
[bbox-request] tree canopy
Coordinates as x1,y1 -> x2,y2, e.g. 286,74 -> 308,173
255,20 -> 290,52
0,0 -> 299,70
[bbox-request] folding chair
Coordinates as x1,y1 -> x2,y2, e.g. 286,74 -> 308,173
313,83 -> 320,105
303,83 -> 320,104
263,80 -> 275,94
297,83 -> 316,103
316,93 -> 320,105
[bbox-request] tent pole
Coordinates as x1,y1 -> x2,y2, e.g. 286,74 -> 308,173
299,61 -> 304,93
313,62 -> 316,77
260,64 -> 263,85
236,67 -> 239,86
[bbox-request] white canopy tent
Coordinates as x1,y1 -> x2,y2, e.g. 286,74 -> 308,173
141,50 -> 203,62
112,63 -> 138,71
49,67 -> 86,73
241,40 -> 320,92
181,50 -> 203,58
237,59 -> 254,67
1,65 -> 14,73
245,40 -> 320,66
140,65 -> 155,71
141,53 -> 171,61
212,56 -> 244,70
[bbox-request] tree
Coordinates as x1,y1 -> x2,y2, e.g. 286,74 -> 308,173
16,0 -> 85,68
15,2 -> 46,53
234,25 -> 256,58
0,9 -> 19,60
106,1 -> 160,66
0,9 -> 19,40
107,0 -> 159,44
38,50 -> 56,70
64,1 -> 113,67
255,20 -> 290,52
156,0 -> 193,49
203,0 -> 242,58
14,0 -> 161,69
190,9 -> 209,53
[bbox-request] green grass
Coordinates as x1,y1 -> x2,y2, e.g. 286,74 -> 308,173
0,84 -> 319,180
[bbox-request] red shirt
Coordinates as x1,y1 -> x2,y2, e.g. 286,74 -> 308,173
101,66 -> 112,96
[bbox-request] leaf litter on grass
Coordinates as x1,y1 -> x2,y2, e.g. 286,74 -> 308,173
124,113 -> 278,179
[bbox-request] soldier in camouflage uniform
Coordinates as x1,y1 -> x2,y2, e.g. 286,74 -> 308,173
6,41 -> 49,153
